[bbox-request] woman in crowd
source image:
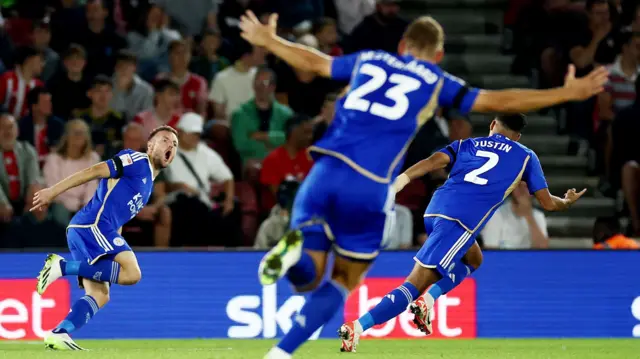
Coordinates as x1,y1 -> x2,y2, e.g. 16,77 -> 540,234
43,119 -> 100,226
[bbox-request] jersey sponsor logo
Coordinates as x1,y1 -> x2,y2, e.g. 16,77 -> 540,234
127,193 -> 144,219
344,278 -> 476,338
119,154 -> 133,167
0,279 -> 70,340
113,237 -> 125,247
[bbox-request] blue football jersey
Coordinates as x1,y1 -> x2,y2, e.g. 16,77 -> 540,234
70,149 -> 154,231
425,133 -> 548,233
310,50 -> 480,184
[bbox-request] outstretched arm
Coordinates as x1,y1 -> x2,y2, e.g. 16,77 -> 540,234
240,11 -> 332,77
394,152 -> 451,193
533,187 -> 586,212
31,162 -> 111,212
471,65 -> 608,113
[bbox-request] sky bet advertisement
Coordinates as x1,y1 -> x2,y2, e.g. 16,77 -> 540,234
0,251 -> 638,340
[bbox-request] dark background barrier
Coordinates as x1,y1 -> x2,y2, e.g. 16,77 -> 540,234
0,251 -> 638,340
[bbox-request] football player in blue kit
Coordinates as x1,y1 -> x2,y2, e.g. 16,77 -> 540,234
239,11 -> 606,358
32,125 -> 178,350
347,114 -> 587,349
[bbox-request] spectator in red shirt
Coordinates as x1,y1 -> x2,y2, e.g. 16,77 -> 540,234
133,79 -> 181,139
0,46 -> 44,119
158,40 -> 208,118
313,17 -> 343,56
260,114 -> 314,210
18,87 -> 65,166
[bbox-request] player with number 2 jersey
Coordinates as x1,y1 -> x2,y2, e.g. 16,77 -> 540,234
239,11 -> 606,358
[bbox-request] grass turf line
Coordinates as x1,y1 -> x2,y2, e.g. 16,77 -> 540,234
0,339 -> 638,359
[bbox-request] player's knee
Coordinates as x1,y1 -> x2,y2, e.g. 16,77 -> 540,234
120,266 -> 142,285
331,266 -> 360,291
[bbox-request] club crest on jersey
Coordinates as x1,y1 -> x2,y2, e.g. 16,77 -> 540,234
119,154 -> 133,166
113,237 -> 125,247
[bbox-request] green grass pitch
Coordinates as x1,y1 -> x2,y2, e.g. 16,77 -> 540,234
1,339 -> 639,359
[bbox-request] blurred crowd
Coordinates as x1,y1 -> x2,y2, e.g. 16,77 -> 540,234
0,0 -> 636,251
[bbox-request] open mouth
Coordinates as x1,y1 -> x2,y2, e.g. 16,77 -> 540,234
164,150 -> 171,161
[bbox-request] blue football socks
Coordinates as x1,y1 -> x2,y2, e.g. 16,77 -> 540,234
61,260 -> 120,284
286,251 -> 316,288
276,280 -> 349,354
357,282 -> 420,331
427,262 -> 474,301
52,295 -> 100,334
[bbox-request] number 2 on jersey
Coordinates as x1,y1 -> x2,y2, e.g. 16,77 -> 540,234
343,63 -> 421,121
464,150 -> 499,185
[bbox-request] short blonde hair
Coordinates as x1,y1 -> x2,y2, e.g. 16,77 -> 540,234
403,16 -> 444,56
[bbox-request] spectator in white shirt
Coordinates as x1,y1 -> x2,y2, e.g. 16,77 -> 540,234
480,182 -> 550,249
209,40 -> 265,122
163,112 -> 240,246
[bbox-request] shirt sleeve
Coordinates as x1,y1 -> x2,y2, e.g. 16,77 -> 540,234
107,150 -> 148,179
438,72 -> 480,115
522,151 -> 548,194
330,52 -> 361,81
437,139 -> 463,166
532,210 -> 549,238
208,75 -> 225,103
206,146 -> 233,183
259,153 -> 281,186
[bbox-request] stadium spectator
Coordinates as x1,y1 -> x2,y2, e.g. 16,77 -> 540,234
343,0 -> 407,54
126,4 -> 181,81
119,122 -> 173,247
275,36 -> 342,117
0,46 -> 44,119
209,40 -> 264,121
592,216 -> 640,249
49,0 -> 85,53
75,0 -> 127,78
42,119 -> 99,226
384,205 -> 413,249
19,87 -> 64,165
254,179 -> 299,249
217,0 -> 257,43
231,66 -> 291,165
189,29 -> 230,85
568,0 -> 617,76
164,113 -> 240,247
334,0 -> 376,34
311,92 -> 337,144
480,182 -> 550,249
155,0 -> 219,37
0,113 -> 42,222
159,40 -> 208,117
110,50 -> 153,122
31,20 -> 59,83
47,44 -> 91,119
133,79 -> 181,139
73,75 -> 124,157
268,0 -> 324,30
313,17 -> 343,56
259,114 -> 313,211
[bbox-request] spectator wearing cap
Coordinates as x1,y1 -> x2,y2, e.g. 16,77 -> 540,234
344,0 -> 408,54
259,114 -> 314,211
254,179 -> 300,249
157,40 -> 208,117
47,44 -> 91,120
19,87 -> 64,165
209,40 -> 265,121
31,20 -> 59,83
126,4 -> 181,81
189,29 -> 230,85
0,46 -> 44,119
74,0 -> 127,78
73,75 -> 124,157
480,182 -> 549,249
133,79 -> 181,139
231,66 -> 291,165
593,216 -> 639,249
164,112 -> 240,247
110,50 -> 153,121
